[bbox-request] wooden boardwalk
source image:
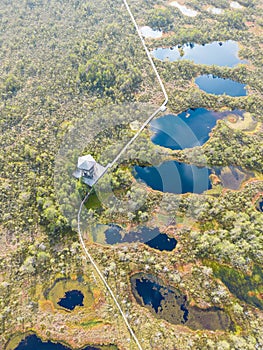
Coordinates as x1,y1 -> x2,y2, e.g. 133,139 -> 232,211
77,1 -> 169,349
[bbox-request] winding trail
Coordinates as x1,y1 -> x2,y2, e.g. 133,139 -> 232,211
77,1 -> 169,349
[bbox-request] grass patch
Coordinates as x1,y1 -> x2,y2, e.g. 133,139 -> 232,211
5,331 -> 34,350
46,279 -> 94,311
90,224 -> 108,244
85,191 -> 102,209
80,319 -> 104,327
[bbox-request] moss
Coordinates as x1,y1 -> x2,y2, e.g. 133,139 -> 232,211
130,272 -> 231,331
225,112 -> 258,132
5,331 -> 34,350
205,260 -> 263,310
89,224 -> 108,244
80,319 -> 104,327
85,191 -> 103,210
46,279 -> 94,311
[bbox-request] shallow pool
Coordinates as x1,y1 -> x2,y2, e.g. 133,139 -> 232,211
195,74 -> 247,96
152,40 -> 246,67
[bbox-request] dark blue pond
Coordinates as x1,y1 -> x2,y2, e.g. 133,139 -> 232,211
132,275 -> 188,323
105,225 -> 177,251
57,290 -> 84,310
131,274 -> 230,330
150,108 -> 224,150
256,197 -> 263,212
15,335 -> 100,350
134,161 -> 212,194
144,233 -> 177,251
135,277 -> 166,313
135,109 -> 248,194
152,40 -> 246,67
195,74 -> 247,96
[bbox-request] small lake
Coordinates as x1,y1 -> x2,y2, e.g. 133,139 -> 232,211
134,161 -> 212,194
15,335 -> 104,350
131,273 -> 231,330
152,40 -> 246,67
143,232 -> 177,251
195,74 -> 247,96
150,108 -> 225,150
135,277 -> 167,313
170,1 -> 198,17
134,108 -> 246,194
139,26 -> 162,39
256,196 -> 263,212
104,225 -> 177,251
57,290 -> 84,311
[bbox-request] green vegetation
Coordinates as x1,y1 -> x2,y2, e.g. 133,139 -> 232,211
46,278 -> 94,311
205,261 -> 263,310
130,272 -> 231,331
77,55 -> 142,101
0,0 -> 262,349
80,319 -> 104,327
147,8 -> 174,31
175,121 -> 263,171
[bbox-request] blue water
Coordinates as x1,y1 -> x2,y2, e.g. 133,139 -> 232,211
152,40 -> 246,67
132,275 -> 188,322
144,233 -> 177,251
135,277 -> 166,313
257,198 -> 263,212
105,225 -> 122,245
105,225 -> 177,251
150,108 -> 223,150
134,161 -> 212,194
15,335 -> 100,350
57,290 -> 84,311
132,275 -> 230,329
134,109 -> 249,194
195,74 -> 247,96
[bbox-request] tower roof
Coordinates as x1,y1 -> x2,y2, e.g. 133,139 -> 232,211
77,155 -> 96,171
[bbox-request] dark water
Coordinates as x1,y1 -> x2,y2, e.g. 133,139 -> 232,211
105,225 -> 177,251
150,108 -> 224,150
195,74 -> 247,96
135,109 -> 248,194
257,198 -> 263,212
131,273 -> 231,330
180,300 -> 189,323
152,40 -> 246,67
135,277 -> 166,312
144,233 -> 177,251
15,335 -> 101,350
134,161 -> 212,194
57,290 -> 84,310
133,275 -> 189,324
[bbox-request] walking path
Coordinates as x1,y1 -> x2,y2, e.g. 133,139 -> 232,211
77,1 -> 169,349
122,0 -> 168,105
